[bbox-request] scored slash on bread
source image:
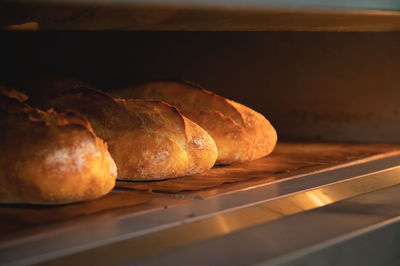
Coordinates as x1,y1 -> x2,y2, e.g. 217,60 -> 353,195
111,80 -> 277,164
45,88 -> 218,180
0,94 -> 117,205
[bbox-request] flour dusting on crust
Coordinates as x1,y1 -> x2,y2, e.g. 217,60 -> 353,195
154,150 -> 169,163
45,140 -> 101,172
192,136 -> 206,149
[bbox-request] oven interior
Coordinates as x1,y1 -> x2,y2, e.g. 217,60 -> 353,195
1,3 -> 400,265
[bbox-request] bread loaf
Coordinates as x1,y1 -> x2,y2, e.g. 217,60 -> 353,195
45,88 -> 218,180
0,96 -> 117,204
111,80 -> 277,164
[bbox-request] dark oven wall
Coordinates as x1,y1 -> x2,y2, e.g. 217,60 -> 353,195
1,31 -> 400,143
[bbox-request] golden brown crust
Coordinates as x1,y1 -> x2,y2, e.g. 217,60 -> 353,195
46,88 -> 217,180
111,80 -> 277,164
0,102 -> 117,205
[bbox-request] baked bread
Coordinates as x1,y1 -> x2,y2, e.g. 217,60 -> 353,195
0,96 -> 117,204
111,80 -> 277,164
45,88 -> 218,180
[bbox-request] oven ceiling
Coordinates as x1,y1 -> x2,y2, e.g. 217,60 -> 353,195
1,0 -> 400,31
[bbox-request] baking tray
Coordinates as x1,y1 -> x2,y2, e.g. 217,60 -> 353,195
1,142 -> 399,238
1,142 -> 398,239
0,143 -> 400,265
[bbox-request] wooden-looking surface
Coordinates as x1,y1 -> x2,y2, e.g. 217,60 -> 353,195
0,142 -> 399,242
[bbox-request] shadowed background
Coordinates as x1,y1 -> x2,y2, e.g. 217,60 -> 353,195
1,31 -> 400,142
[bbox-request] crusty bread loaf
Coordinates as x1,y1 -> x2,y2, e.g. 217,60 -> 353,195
111,80 -> 277,164
0,96 -> 117,204
45,88 -> 218,180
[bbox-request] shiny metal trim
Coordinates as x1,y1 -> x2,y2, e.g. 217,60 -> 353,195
135,185 -> 400,266
262,216 -> 400,266
32,162 -> 400,265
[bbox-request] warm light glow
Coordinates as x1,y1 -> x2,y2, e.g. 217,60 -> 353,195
6,21 -> 39,31
305,190 -> 333,206
214,215 -> 232,234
